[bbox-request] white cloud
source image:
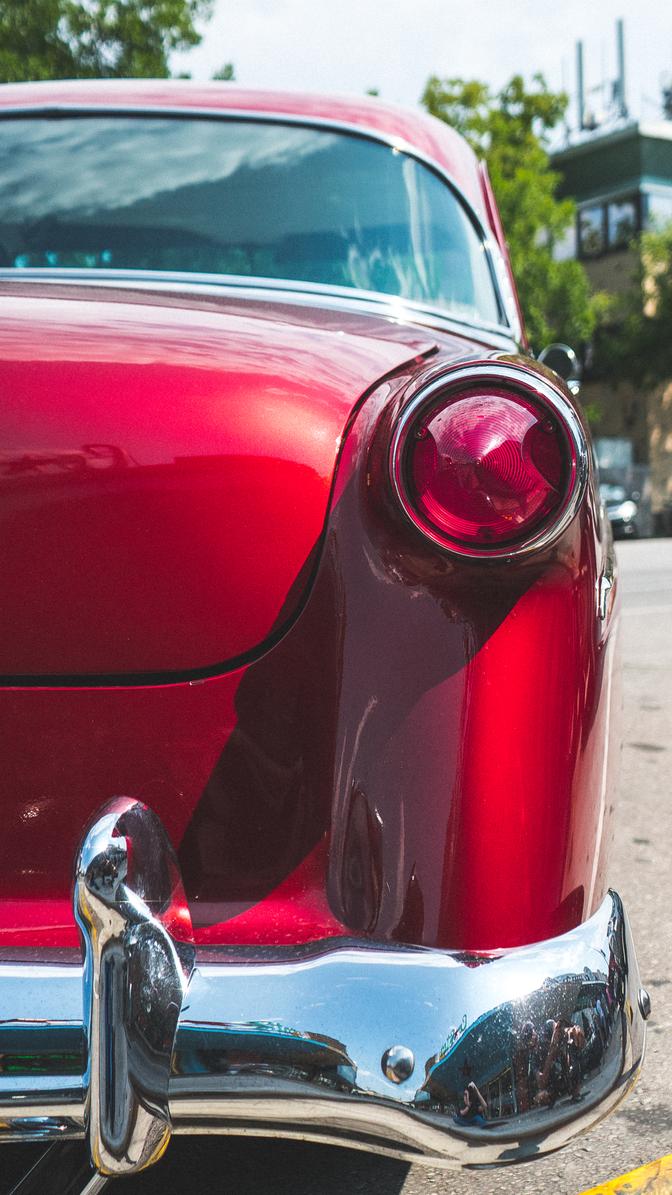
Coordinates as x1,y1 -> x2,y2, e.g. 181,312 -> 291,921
173,0 -> 672,128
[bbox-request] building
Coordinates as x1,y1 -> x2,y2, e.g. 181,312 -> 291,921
551,122 -> 672,528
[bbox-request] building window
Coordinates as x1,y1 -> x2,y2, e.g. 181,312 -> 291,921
578,194 -> 641,258
645,192 -> 672,230
607,198 -> 638,248
579,206 -> 606,257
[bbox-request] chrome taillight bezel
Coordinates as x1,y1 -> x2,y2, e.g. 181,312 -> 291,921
389,361 -> 589,560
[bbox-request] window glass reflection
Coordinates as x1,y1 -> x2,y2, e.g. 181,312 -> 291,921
578,206 -> 605,257
645,191 -> 672,229
0,116 -> 502,326
607,199 -> 637,248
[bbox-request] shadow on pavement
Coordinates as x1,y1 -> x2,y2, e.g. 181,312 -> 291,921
2,1139 -> 411,1195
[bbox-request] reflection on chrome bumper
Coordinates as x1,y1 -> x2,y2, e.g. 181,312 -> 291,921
0,800 -> 648,1176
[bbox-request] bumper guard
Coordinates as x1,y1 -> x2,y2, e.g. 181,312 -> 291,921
0,799 -> 648,1181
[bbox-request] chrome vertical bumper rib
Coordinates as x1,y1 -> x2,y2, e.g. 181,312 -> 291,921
0,801 -> 648,1174
74,799 -> 195,1175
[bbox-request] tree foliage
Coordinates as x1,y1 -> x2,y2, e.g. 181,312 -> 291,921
212,61 -> 235,81
0,0 -> 213,81
421,73 -> 595,351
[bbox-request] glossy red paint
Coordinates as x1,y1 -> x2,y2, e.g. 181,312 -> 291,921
309,365 -> 616,949
0,80 -> 489,224
0,336 -> 617,952
192,837 -> 348,947
0,284 -> 432,677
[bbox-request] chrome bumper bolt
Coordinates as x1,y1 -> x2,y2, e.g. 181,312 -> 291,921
382,1045 -> 415,1084
638,987 -> 652,1020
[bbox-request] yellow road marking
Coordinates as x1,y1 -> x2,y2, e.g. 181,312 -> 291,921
579,1155 -> 672,1194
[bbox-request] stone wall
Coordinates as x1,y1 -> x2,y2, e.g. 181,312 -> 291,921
648,380 -> 672,524
582,378 -> 649,461
583,248 -> 638,297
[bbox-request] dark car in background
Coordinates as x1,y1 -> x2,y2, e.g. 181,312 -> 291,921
600,481 -> 654,538
596,437 -> 654,538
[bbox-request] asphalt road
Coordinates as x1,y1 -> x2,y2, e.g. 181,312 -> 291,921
4,538 -> 671,1195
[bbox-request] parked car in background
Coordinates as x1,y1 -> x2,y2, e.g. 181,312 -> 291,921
0,81 -> 648,1192
596,436 -> 654,538
600,481 -> 654,538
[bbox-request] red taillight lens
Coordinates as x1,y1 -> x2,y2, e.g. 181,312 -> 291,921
390,368 -> 585,557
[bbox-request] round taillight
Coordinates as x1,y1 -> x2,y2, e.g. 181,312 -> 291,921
390,365 -> 587,558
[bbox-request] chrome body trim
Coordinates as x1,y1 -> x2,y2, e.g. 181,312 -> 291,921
0,802 -> 647,1173
597,541 -> 617,620
0,268 -> 519,352
0,102 -> 521,342
389,361 -> 590,560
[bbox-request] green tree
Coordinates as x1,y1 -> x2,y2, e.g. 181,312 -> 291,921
212,61 -> 235,81
0,0 -> 213,81
421,73 -> 595,351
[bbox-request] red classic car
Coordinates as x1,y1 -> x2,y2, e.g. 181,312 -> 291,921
0,81 -> 647,1191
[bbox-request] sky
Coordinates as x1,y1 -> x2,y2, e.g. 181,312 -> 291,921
173,0 -> 672,131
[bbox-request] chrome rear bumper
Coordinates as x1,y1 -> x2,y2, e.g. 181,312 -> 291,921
0,800 -> 648,1176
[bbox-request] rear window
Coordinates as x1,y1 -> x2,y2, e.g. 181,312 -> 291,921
0,115 -> 502,326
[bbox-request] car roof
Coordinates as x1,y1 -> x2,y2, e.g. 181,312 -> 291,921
0,79 -> 488,220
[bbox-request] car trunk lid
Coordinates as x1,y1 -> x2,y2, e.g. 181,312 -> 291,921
0,284 -> 434,678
